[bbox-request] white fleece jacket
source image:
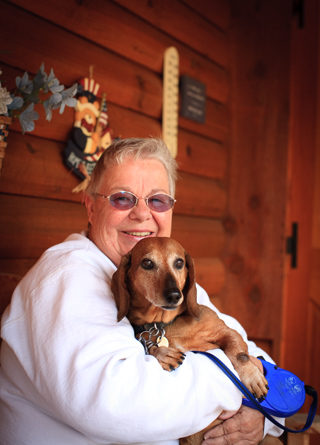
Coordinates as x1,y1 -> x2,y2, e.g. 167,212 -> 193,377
0,233 -> 282,444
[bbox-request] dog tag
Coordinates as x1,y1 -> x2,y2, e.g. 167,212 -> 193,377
157,336 -> 169,348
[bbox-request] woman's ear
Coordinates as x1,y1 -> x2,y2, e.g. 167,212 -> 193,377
183,252 -> 200,320
85,194 -> 94,224
111,253 -> 132,321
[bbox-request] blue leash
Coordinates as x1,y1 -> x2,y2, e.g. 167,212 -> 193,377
193,351 -> 318,434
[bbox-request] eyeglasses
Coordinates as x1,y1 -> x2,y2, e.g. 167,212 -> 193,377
95,191 -> 176,213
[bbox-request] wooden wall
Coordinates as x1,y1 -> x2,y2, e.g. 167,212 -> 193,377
0,1 -> 231,317
282,0 -> 320,412
2,0 -> 320,422
2,0 -> 310,369
223,1 -> 292,360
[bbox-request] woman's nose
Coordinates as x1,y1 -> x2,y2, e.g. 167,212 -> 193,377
128,197 -> 152,220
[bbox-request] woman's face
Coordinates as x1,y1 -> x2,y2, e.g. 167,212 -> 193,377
85,157 -> 173,267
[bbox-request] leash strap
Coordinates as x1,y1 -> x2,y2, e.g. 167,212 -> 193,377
193,351 -> 318,434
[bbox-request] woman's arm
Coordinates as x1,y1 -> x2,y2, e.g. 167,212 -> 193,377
1,260 -> 244,443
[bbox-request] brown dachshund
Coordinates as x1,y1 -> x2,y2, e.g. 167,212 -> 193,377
111,237 -> 272,444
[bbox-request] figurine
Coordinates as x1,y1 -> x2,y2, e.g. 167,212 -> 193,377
64,77 -> 113,182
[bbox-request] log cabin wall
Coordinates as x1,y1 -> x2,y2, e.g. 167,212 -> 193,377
223,1 -> 292,362
0,0 -> 231,320
0,0 -> 293,363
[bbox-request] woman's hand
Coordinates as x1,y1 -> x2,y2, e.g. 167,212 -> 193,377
202,405 -> 264,444
202,356 -> 266,444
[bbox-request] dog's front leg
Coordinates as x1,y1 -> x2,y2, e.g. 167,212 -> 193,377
216,327 -> 269,399
148,345 -> 186,372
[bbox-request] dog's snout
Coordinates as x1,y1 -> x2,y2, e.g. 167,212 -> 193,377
164,288 -> 182,304
163,274 -> 182,306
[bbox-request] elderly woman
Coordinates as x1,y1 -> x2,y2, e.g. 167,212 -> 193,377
0,138 -> 282,444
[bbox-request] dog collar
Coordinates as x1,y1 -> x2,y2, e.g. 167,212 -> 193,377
133,320 -> 178,354
133,321 -> 170,336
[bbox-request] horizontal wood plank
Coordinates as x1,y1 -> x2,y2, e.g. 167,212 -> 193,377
179,99 -> 229,142
0,61 -> 161,142
171,215 -> 225,258
114,0 -> 229,67
0,132 -> 226,217
175,173 -> 226,218
9,0 -> 229,104
0,258 -> 226,289
0,194 -> 225,259
0,132 -> 84,202
182,0 -> 231,31
0,194 -> 88,259
0,258 -> 37,277
0,257 -> 226,312
0,273 -> 21,318
194,257 -> 226,295
1,62 -> 229,144
0,2 -> 163,119
177,131 -> 227,180
3,109 -> 227,183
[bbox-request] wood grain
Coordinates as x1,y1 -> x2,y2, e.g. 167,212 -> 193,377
0,1 -> 163,118
114,0 -> 229,67
0,194 -> 88,259
0,257 -> 227,320
0,194 -> 225,259
9,0 -> 230,104
222,0 -> 291,350
1,60 -> 228,144
0,132 -> 226,217
2,0 -> 293,365
194,257 -> 226,295
172,215 -> 225,258
182,0 -> 231,31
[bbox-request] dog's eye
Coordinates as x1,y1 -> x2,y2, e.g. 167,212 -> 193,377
141,259 -> 154,270
175,258 -> 184,269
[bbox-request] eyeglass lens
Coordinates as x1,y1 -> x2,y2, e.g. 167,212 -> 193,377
108,191 -> 174,212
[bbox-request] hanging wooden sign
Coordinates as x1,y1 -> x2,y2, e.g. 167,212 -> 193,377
64,77 -> 113,184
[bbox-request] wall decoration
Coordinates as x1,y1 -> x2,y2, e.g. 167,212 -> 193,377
180,75 -> 206,124
162,47 -> 179,159
0,64 -> 77,133
64,77 -> 113,191
0,115 -> 12,174
0,64 -> 77,175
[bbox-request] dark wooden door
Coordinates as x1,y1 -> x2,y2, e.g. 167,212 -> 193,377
281,0 -> 320,415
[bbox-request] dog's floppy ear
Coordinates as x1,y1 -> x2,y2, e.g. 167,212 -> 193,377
111,252 -> 132,322
183,252 -> 200,319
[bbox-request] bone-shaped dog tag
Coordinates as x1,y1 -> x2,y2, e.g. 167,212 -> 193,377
157,336 -> 169,347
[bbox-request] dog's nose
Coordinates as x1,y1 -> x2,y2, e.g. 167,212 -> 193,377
164,288 -> 182,304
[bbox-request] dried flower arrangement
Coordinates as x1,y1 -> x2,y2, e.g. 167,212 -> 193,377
0,63 -> 78,133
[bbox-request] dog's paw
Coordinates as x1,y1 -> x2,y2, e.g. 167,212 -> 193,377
149,345 -> 186,371
238,363 -> 269,399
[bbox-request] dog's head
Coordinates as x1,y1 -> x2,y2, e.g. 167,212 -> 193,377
111,237 -> 200,324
